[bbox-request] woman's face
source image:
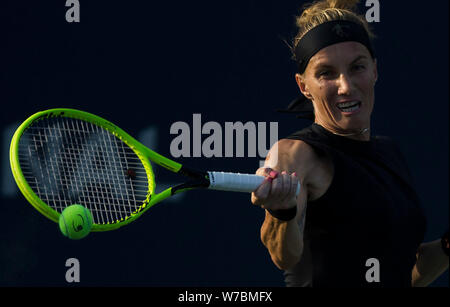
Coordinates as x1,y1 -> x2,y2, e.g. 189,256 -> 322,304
296,42 -> 378,137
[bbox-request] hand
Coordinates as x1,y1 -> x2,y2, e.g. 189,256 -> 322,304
251,167 -> 299,211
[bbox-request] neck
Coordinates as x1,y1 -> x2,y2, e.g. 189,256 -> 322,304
315,121 -> 371,141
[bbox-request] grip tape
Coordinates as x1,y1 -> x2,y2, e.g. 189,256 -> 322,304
207,171 -> 300,195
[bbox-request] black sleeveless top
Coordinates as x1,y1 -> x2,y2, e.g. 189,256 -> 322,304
282,124 -> 427,287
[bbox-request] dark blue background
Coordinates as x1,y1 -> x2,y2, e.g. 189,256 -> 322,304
0,1 -> 448,286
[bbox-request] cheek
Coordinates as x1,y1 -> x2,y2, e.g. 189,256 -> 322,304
357,74 -> 376,98
316,89 -> 340,116
322,84 -> 338,109
314,80 -> 334,101
312,80 -> 339,113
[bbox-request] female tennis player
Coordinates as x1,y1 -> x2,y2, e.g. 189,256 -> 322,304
252,0 -> 449,287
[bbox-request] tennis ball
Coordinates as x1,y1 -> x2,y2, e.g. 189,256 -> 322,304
59,204 -> 93,240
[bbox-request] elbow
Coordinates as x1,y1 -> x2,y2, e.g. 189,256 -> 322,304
411,272 -> 431,287
272,257 -> 301,271
271,245 -> 304,271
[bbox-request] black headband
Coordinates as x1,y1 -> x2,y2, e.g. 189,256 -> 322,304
295,20 -> 375,74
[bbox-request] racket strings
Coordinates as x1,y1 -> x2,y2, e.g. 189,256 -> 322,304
18,116 -> 150,225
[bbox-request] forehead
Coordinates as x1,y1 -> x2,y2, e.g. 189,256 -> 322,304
309,41 -> 371,68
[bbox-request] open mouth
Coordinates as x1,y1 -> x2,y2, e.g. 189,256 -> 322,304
337,101 -> 361,113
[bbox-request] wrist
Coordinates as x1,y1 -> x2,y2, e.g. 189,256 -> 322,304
267,206 -> 297,221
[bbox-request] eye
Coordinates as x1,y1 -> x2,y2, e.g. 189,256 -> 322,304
318,70 -> 335,78
352,64 -> 366,72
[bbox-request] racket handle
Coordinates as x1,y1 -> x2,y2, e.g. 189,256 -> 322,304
207,171 -> 300,196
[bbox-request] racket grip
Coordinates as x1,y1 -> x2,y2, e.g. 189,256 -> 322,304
207,171 -> 300,196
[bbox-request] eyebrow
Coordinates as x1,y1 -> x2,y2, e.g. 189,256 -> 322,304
314,55 -> 368,70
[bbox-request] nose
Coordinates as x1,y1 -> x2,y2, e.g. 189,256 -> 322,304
337,73 -> 353,96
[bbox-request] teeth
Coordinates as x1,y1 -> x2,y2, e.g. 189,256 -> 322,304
338,101 -> 361,113
340,105 -> 360,112
338,101 -> 359,108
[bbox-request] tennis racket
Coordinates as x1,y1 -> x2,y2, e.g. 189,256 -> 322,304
10,108 -> 300,232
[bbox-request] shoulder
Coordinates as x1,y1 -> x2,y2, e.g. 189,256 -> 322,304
373,135 -> 405,160
265,138 -> 334,201
265,139 -> 322,178
277,138 -> 318,162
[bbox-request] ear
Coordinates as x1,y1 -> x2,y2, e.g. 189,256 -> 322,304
295,74 -> 313,100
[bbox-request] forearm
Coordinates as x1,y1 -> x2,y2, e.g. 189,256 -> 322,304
411,239 -> 449,287
260,210 -> 304,270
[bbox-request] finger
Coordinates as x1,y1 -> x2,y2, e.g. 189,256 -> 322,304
270,172 -> 284,199
251,176 -> 273,206
290,172 -> 299,199
255,167 -> 273,177
268,170 -> 279,179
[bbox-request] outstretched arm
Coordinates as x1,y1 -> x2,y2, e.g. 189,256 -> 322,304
253,139 -> 317,270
